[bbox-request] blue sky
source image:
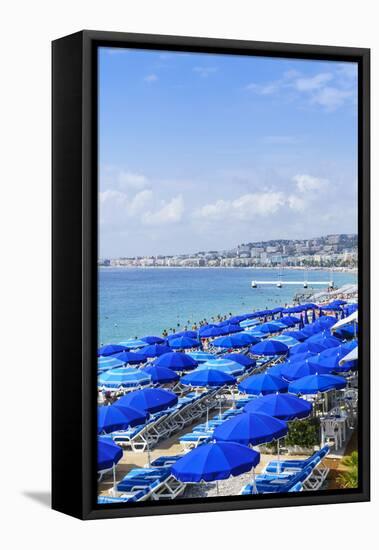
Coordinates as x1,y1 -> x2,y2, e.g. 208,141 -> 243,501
99,47 -> 358,258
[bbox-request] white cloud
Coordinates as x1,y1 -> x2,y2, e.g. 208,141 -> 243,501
129,190 -> 154,214
245,81 -> 280,95
293,174 -> 327,193
294,72 -> 333,91
193,66 -> 217,78
287,194 -> 306,211
245,66 -> 356,111
194,191 -> 286,221
117,170 -> 149,191
144,74 -> 158,83
143,195 -> 184,225
310,87 -> 353,111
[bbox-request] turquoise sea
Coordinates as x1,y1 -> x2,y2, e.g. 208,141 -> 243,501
98,267 -> 356,345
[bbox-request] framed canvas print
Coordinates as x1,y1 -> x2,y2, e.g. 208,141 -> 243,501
52,30 -> 370,520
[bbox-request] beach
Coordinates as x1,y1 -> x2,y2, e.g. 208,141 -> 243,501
98,280 -> 358,502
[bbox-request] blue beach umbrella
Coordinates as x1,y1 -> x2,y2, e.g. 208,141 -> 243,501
239,372 -> 288,395
283,350 -> 317,366
228,315 -> 246,324
282,330 -> 307,342
315,316 -> 337,329
98,356 -> 125,373
224,353 -> 256,369
244,328 -> 265,339
187,351 -> 216,363
290,341 -> 326,355
97,436 -> 124,493
115,388 -> 178,414
212,333 -> 259,349
167,330 -> 198,340
244,393 -> 312,421
307,333 -> 341,349
309,350 -> 357,373
169,336 -> 200,350
171,442 -> 260,483
198,326 -> 225,338
219,324 -> 243,335
320,341 -> 357,358
265,363 -> 286,377
154,351 -> 197,371
201,357 -> 245,376
98,344 -> 126,357
320,304 -> 341,312
139,344 -> 172,358
280,359 -> 332,381
331,299 -> 347,307
98,404 -> 147,434
141,365 -> 180,384
240,318 -> 260,329
281,315 -> 301,325
118,339 -> 147,349
98,437 -> 123,472
250,340 -> 289,356
181,367 -> 236,388
141,335 -> 166,345
289,373 -> 347,395
284,306 -> 302,314
277,317 -> 296,328
214,412 -> 288,446
303,303 -> 318,310
98,367 -> 151,390
114,351 -> 147,365
301,324 -> 321,337
271,334 -> 300,348
258,321 -> 287,334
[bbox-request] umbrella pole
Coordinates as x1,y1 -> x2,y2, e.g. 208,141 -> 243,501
112,463 -> 116,496
206,406 -> 209,430
252,468 -> 257,494
276,439 -> 281,474
147,439 -> 151,467
216,480 -> 219,495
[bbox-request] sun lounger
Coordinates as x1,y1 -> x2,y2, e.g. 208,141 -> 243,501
241,466 -> 313,495
179,430 -> 213,450
263,446 -> 330,474
116,467 -> 185,500
111,417 -> 164,451
98,489 -> 149,503
149,454 -> 183,468
288,482 -> 303,492
263,447 -> 330,490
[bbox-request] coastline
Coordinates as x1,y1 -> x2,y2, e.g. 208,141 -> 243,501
99,265 -> 357,274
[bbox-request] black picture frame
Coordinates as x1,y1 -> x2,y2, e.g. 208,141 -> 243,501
52,30 -> 370,520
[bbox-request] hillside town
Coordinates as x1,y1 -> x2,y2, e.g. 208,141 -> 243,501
99,233 -> 358,269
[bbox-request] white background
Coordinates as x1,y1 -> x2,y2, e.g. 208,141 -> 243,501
1,0 -> 377,547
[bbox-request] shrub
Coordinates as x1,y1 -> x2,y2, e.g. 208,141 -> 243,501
336,451 -> 358,488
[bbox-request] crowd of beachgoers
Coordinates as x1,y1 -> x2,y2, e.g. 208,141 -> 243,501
97,286 -> 358,504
